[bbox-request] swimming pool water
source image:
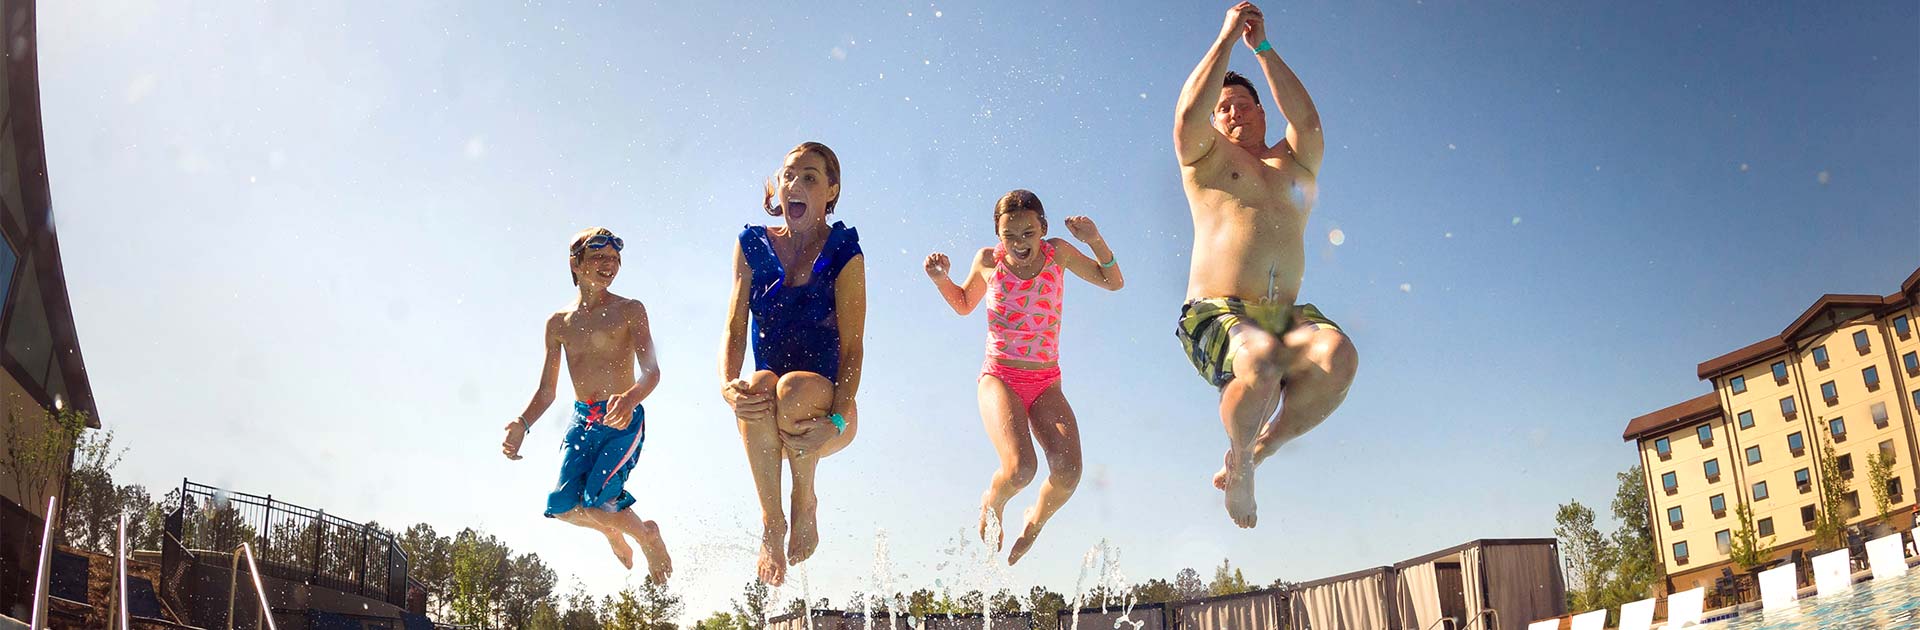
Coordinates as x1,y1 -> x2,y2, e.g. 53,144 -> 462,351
1693,567 -> 1920,630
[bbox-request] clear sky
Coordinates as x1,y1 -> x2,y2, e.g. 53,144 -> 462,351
39,0 -> 1919,620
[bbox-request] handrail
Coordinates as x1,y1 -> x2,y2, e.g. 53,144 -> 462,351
227,542 -> 280,630
118,512 -> 131,630
1458,608 -> 1499,630
28,495 -> 56,630
1422,616 -> 1460,630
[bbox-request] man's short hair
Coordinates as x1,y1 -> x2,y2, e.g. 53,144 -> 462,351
1222,71 -> 1261,105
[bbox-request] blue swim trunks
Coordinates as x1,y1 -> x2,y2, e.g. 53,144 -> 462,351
544,400 -> 646,517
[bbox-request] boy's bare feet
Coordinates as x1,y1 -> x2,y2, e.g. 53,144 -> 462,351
602,529 -> 634,570
1222,451 -> 1258,528
759,519 -> 789,586
787,491 -> 819,565
1006,505 -> 1045,565
635,520 -> 672,584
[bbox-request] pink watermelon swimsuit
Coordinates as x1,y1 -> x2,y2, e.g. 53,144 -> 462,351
981,241 -> 1066,410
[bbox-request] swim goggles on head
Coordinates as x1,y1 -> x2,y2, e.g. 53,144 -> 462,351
571,234 -> 624,255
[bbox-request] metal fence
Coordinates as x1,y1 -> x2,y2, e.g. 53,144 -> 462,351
171,479 -> 410,607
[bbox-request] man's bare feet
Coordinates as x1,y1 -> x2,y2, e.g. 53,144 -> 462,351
758,519 -> 789,586
787,491 -> 820,565
602,529 -> 635,570
1006,506 -> 1045,565
1222,451 -> 1258,528
635,520 -> 672,584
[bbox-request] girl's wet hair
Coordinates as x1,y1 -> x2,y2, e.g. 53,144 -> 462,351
993,189 -> 1046,228
763,142 -> 842,216
568,227 -> 618,286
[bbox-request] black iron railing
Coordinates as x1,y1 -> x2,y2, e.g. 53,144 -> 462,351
170,479 -> 409,607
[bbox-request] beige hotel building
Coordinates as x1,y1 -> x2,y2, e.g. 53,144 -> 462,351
1623,267 -> 1920,593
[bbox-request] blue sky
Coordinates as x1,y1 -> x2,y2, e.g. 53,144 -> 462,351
39,0 -> 1918,619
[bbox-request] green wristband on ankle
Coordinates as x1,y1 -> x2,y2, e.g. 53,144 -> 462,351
1254,40 -> 1273,54
1100,255 -> 1118,269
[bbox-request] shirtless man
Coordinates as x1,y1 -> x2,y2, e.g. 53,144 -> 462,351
1173,2 -> 1359,528
502,227 -> 672,582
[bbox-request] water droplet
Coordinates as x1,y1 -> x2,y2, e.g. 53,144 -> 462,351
1817,170 -> 1831,185
1511,216 -> 1522,226
1443,232 -> 1453,239
1328,228 -> 1345,246
1447,143 -> 1456,150
1399,283 -> 1413,293
1738,163 -> 1750,172
935,10 -> 943,17
1138,92 -> 1148,99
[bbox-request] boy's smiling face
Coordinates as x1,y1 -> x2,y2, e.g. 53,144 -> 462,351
572,246 -> 621,288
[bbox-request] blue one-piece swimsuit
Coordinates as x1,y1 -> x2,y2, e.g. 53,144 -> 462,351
740,221 -> 862,380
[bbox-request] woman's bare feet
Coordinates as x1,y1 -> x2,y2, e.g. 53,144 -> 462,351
635,520 -> 672,584
758,518 -> 789,586
1006,505 -> 1045,565
787,491 -> 820,565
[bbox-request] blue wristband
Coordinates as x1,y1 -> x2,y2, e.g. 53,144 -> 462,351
1254,40 -> 1273,54
829,413 -> 847,434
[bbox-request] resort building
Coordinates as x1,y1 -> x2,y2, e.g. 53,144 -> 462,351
1625,267 -> 1920,593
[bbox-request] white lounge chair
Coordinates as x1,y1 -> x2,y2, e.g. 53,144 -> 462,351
1568,609 -> 1606,630
1759,563 -> 1798,610
1617,597 -> 1655,630
1867,533 -> 1908,582
1526,620 -> 1560,630
1662,586 -> 1704,628
1811,549 -> 1850,597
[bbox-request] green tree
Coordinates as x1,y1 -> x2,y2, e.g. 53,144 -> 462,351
561,579 -> 604,630
692,612 -> 747,630
1129,579 -> 1177,604
1027,586 -> 1068,630
1727,502 -> 1771,572
530,599 -> 564,630
59,428 -> 126,553
502,553 -> 559,629
448,528 -> 511,627
1208,558 -> 1252,595
4,407 -> 87,512
730,579 -> 771,628
1173,568 -> 1205,599
632,579 -> 684,630
1813,442 -> 1852,550
1554,499 -> 1612,611
1601,465 -> 1660,612
400,524 -> 453,617
1869,451 -> 1896,525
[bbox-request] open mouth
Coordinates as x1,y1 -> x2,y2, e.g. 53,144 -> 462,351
785,196 -> 809,219
1009,245 -> 1033,261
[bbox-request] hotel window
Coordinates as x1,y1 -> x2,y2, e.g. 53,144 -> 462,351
1905,352 -> 1919,374
1674,541 -> 1690,564
1864,366 -> 1881,391
1656,437 -> 1672,459
1873,402 -> 1890,428
1669,506 -> 1684,529
1704,459 -> 1721,482
1830,417 -> 1847,440
1758,517 -> 1775,537
1697,424 -> 1713,446
1838,454 -> 1854,479
1801,505 -> 1817,527
1746,445 -> 1762,464
1891,478 -> 1905,502
1738,411 -> 1755,429
1731,375 -> 1747,394
1753,481 -> 1770,501
1855,330 -> 1871,354
1795,468 -> 1812,493
1710,494 -> 1727,518
1880,440 -> 1897,463
1821,381 -> 1838,405
1781,396 -> 1798,418
1844,491 -> 1860,517
1788,432 -> 1806,456
1715,530 -> 1732,555
1814,345 -> 1830,368
1772,361 -> 1789,383
1913,389 -> 1920,412
1663,472 -> 1679,494
1897,315 -> 1912,338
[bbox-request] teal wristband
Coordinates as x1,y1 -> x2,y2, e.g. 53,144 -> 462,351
829,412 -> 847,434
1100,255 -> 1118,269
1254,40 -> 1273,54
